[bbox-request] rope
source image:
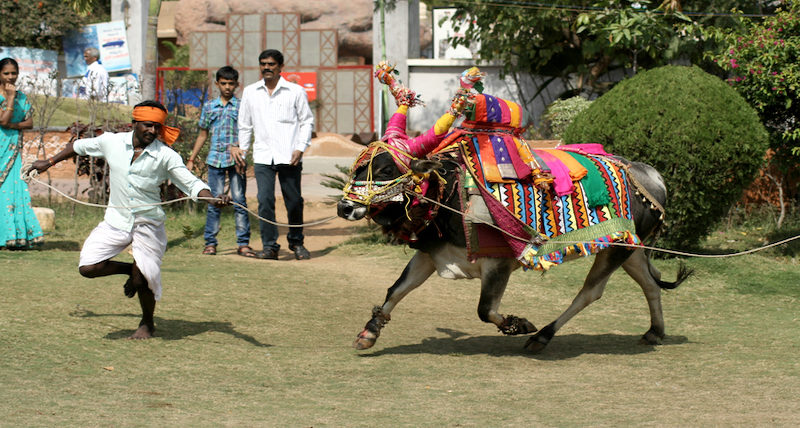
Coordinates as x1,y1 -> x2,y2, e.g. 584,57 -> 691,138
26,163 -> 798,257
407,190 -> 800,259
341,141 -> 416,206
22,168 -> 338,228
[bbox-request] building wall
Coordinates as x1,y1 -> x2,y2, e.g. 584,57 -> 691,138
186,12 -> 373,135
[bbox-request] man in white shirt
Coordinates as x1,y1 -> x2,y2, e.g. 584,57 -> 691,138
236,49 -> 314,260
79,47 -> 109,101
30,100 -> 230,339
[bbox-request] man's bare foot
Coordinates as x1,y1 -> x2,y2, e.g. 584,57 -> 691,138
129,324 -> 154,340
123,277 -> 137,298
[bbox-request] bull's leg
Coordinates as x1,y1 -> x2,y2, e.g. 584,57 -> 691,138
621,249 -> 666,345
478,259 -> 536,335
525,247 -> 630,353
353,250 -> 436,350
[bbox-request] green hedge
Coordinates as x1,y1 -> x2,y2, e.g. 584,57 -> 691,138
540,96 -> 593,139
563,65 -> 769,248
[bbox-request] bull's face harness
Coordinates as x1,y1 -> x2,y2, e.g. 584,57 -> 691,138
342,141 -> 448,241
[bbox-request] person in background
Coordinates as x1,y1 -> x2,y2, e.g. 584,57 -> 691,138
0,57 -> 43,250
186,66 -> 254,257
237,49 -> 314,260
29,100 -> 230,339
79,47 -> 109,101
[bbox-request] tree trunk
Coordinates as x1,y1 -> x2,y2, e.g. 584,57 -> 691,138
765,172 -> 785,228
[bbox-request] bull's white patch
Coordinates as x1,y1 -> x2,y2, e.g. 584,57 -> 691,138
431,244 -> 482,279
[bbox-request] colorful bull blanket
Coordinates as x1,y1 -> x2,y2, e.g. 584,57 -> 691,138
433,95 -> 641,271
461,140 -> 640,270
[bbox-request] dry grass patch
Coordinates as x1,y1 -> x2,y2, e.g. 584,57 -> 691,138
1,230 -> 799,426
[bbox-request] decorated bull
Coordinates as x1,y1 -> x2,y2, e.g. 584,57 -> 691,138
338,64 -> 691,353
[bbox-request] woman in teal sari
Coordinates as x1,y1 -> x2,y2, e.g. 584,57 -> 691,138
0,57 -> 43,249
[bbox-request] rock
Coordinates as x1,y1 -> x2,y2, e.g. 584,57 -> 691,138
33,207 -> 55,231
306,133 -> 367,157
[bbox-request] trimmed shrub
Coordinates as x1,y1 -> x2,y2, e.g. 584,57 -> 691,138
563,65 -> 769,248
540,96 -> 593,139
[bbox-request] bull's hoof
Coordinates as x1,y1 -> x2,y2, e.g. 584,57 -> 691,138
353,329 -> 378,350
524,325 -> 554,353
499,315 -> 537,336
524,336 -> 549,353
639,328 -> 665,345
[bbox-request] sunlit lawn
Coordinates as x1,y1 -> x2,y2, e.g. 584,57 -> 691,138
1,202 -> 799,426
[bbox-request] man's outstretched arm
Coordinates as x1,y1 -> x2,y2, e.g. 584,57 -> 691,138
28,142 -> 77,174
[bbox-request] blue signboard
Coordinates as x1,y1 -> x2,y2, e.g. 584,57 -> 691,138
63,21 -> 131,78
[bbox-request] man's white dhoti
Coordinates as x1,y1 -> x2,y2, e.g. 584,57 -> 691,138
79,218 -> 168,300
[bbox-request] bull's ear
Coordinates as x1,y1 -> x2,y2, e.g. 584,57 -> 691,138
409,159 -> 443,174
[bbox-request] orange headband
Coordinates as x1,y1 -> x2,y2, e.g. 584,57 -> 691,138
132,106 -> 181,145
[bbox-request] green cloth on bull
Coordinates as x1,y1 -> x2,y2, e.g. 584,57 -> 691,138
533,217 -> 635,257
565,151 -> 610,207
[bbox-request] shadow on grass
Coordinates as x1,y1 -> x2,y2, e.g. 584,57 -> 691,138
305,226 -> 360,237
40,240 -> 82,251
312,245 -> 340,258
166,226 -> 204,248
360,327 -> 688,360
767,227 -> 800,257
70,307 -> 270,347
214,244 -> 340,259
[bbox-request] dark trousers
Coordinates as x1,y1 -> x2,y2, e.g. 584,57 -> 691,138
254,162 -> 304,251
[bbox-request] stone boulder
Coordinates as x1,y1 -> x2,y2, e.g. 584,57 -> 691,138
306,133 -> 366,157
33,207 -> 55,231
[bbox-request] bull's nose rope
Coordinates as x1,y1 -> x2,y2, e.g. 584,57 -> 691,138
406,189 -> 800,259
21,167 -> 338,228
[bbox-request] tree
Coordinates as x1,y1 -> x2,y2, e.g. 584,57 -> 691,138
440,0 -> 780,123
575,1 -> 693,76
66,0 -> 110,21
159,41 -> 212,185
540,96 -> 593,139
705,1 -> 800,226
708,2 -> 800,142
0,0 -> 86,51
446,2 -> 688,96
563,65 -> 769,248
160,41 -> 211,117
706,1 -> 800,175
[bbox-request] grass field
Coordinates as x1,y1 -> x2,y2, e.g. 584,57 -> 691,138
31,95 -> 133,129
1,202 -> 799,426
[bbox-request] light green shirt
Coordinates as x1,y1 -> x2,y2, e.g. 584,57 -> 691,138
73,131 -> 210,231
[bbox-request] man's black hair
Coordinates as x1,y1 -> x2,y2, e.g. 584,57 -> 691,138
216,66 -> 239,82
258,49 -> 284,66
134,100 -> 167,112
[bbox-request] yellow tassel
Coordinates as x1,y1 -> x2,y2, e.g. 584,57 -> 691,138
539,260 -> 556,271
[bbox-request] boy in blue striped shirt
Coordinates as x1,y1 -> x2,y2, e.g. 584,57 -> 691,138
187,66 -> 255,257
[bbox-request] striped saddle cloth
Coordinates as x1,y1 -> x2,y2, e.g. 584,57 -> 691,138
435,94 -> 641,270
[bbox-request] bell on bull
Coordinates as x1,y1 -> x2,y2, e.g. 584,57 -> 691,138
338,64 -> 692,353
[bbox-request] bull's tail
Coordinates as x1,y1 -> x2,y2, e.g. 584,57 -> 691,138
650,256 -> 693,290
